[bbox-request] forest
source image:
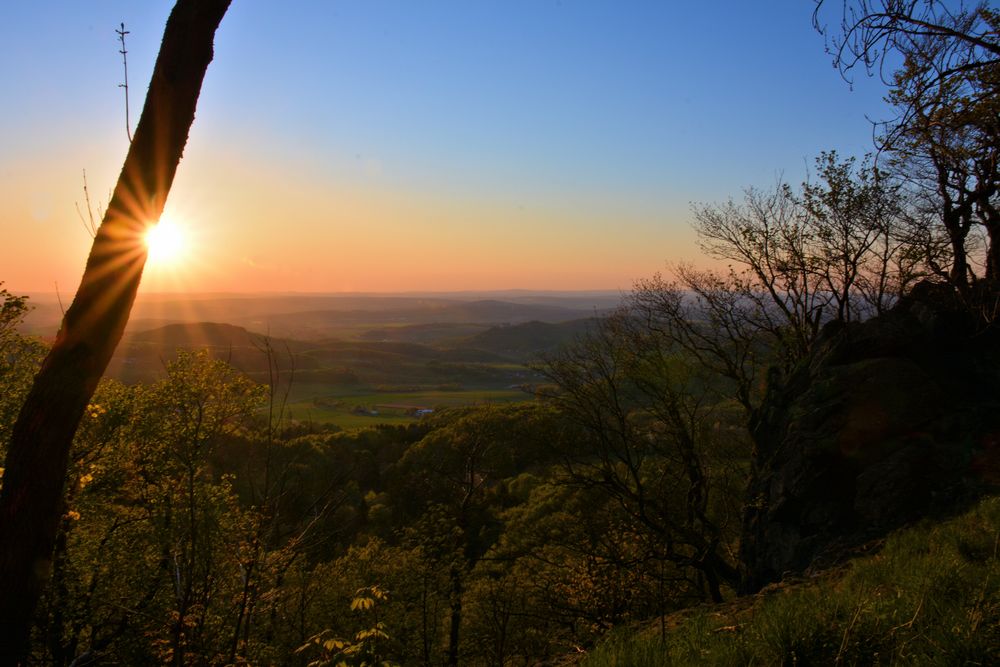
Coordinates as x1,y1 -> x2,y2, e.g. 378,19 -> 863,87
1,1 -> 1000,665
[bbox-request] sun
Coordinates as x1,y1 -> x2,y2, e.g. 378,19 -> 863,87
144,216 -> 188,266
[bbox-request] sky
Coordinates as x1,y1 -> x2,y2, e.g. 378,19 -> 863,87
0,1 -> 895,295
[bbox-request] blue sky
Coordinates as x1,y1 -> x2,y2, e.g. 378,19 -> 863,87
0,1 -> 896,292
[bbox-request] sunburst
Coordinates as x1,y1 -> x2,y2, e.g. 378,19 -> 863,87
144,215 -> 188,267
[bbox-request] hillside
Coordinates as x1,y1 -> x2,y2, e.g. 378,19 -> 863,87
582,494 -> 1000,665
127,321 -> 305,351
460,318 -> 599,360
243,299 -> 604,340
108,321 -> 528,386
107,322 -> 308,384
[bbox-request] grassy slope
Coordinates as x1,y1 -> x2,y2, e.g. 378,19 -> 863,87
585,495 -> 1000,666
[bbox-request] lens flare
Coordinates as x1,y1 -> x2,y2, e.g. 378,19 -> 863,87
144,216 -> 187,267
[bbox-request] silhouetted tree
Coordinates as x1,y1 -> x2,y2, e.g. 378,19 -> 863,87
885,53 -> 1000,287
644,153 -> 915,407
813,1 -> 1000,86
814,1 -> 1000,289
0,2 -> 232,662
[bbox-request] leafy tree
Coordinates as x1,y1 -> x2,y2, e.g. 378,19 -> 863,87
296,585 -> 397,667
797,152 -> 918,317
885,53 -> 1000,287
31,352 -> 264,665
539,312 -> 745,603
466,481 -> 692,663
0,287 -> 45,453
390,404 -> 558,666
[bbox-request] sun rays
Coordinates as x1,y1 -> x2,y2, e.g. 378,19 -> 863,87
144,215 -> 188,267
136,212 -> 206,295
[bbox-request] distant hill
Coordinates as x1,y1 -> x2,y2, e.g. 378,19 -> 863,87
445,299 -> 598,323
268,299 -> 597,327
109,322 -> 308,383
300,339 -> 509,365
20,292 -> 619,341
460,318 -> 599,360
107,321 -> 521,387
359,322 -> 489,345
128,321 -> 283,349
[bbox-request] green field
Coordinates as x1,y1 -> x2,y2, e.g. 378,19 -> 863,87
103,318 -> 566,430
283,387 -> 533,429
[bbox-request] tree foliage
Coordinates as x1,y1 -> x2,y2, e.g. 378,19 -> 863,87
538,311 -> 746,603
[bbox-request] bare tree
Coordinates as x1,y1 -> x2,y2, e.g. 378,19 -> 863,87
687,154 -> 913,360
813,1 -> 1000,85
0,1 -> 232,662
625,153 -> 917,433
814,1 -> 1000,290
692,180 -> 826,361
631,268 -> 776,416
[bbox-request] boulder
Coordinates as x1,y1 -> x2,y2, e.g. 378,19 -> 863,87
740,285 -> 1000,592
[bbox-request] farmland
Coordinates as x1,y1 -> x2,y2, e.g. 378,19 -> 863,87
73,293 -> 613,429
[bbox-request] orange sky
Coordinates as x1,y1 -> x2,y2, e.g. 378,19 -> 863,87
2,132 -> 702,294
2,154 -> 701,295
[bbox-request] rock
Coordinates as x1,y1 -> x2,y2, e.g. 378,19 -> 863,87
740,286 -> 1000,592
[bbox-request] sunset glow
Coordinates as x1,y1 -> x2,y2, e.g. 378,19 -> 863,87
144,216 -> 188,268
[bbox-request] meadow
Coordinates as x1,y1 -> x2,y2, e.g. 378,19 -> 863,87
284,387 -> 532,428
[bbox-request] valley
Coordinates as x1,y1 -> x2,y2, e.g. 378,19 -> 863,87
30,292 -> 615,429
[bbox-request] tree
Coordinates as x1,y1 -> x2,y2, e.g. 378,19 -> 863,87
885,53 -> 1000,287
0,287 -> 46,451
641,153 -> 915,412
814,1 -> 1000,290
798,152 -> 917,316
538,312 -> 744,603
0,2 -> 232,662
813,1 -> 1000,86
545,156 -> 916,598
391,404 -> 555,666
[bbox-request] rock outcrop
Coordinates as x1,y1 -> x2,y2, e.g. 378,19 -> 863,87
740,284 -> 1000,592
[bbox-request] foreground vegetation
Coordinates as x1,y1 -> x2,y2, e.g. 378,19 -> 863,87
0,342 -> 743,664
586,495 -> 1000,666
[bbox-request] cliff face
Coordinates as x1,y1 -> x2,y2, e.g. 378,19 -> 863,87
740,286 -> 1000,592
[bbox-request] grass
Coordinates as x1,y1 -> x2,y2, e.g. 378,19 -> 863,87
283,388 -> 531,429
584,495 -> 1000,666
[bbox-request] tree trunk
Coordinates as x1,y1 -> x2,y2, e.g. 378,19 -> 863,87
0,2 -> 231,662
981,207 -> 1000,283
447,565 -> 463,667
